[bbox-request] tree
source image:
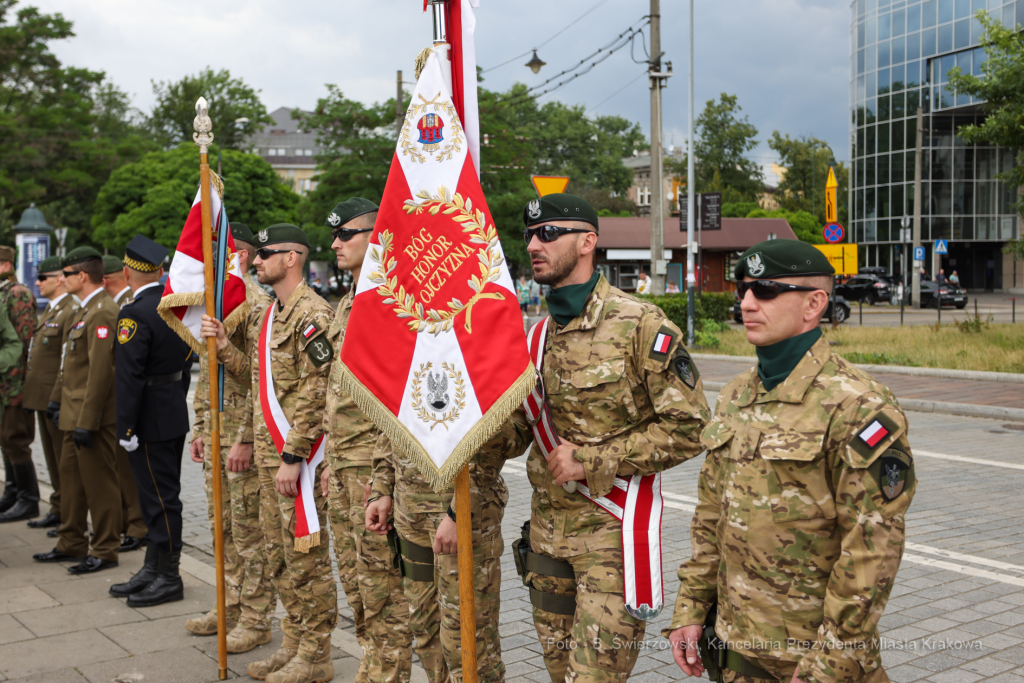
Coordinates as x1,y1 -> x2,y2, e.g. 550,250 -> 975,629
947,11 -> 1024,259
91,143 -> 299,253
746,208 -> 825,244
148,68 -> 273,150
767,132 -> 850,226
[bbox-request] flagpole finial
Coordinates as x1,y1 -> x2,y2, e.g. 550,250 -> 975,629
193,97 -> 214,154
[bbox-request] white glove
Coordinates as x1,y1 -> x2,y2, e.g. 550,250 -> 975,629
119,435 -> 139,452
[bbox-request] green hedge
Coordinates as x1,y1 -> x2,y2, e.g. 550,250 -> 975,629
637,292 -> 735,330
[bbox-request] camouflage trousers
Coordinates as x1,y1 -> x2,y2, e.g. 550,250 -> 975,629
202,444 -> 274,629
395,510 -> 447,683
327,465 -> 412,683
527,546 -> 645,683
258,463 -> 338,662
719,655 -> 890,683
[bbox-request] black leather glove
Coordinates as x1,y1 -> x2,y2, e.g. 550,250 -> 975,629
46,401 -> 61,429
72,428 -> 93,449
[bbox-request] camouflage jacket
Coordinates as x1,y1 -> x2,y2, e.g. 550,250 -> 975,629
668,336 -> 916,683
0,307 -> 22,380
24,292 -> 78,411
219,280 -> 333,468
491,274 -> 710,556
324,289 -> 378,469
192,277 -> 271,445
0,276 -> 37,405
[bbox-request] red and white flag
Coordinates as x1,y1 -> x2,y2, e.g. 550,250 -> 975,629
158,186 -> 248,351
339,26 -> 532,491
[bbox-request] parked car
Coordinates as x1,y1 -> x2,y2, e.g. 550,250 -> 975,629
919,280 -> 967,309
835,273 -> 895,305
733,294 -> 850,324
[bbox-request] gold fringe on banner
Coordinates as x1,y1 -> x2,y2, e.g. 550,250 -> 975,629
414,46 -> 434,80
294,531 -> 319,553
338,360 -> 536,494
157,294 -> 250,355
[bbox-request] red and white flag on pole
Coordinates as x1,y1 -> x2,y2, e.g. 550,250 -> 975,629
158,185 -> 248,350
339,9 -> 532,492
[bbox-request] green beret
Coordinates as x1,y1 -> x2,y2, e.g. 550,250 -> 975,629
102,255 -> 124,275
37,255 -> 62,273
253,224 -> 310,249
63,246 -> 103,268
230,222 -> 254,246
523,193 -> 599,231
733,239 -> 835,280
327,198 -> 378,228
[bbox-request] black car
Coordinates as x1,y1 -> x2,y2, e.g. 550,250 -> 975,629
835,273 -> 894,305
733,294 -> 850,324
919,280 -> 968,308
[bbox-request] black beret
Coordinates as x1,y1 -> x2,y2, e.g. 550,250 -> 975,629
63,247 -> 103,268
733,239 -> 835,280
230,222 -> 254,246
102,255 -> 124,275
253,224 -> 310,249
326,198 -> 379,228
523,193 -> 599,231
37,255 -> 62,273
124,235 -> 168,273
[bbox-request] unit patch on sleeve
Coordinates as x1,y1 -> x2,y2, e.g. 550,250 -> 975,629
672,351 -> 699,389
117,319 -> 137,344
96,326 -> 109,340
869,447 -> 914,501
305,336 -> 333,368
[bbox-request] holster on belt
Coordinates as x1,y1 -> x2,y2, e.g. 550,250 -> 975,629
698,600 -> 776,682
512,520 -> 577,616
391,530 -> 435,583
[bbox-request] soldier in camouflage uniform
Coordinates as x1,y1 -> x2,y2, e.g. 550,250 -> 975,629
486,194 -> 710,683
186,223 -> 278,652
666,240 -> 916,683
202,224 -> 337,683
319,199 -> 412,683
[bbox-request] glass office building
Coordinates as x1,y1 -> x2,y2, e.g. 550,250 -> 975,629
850,0 -> 1022,290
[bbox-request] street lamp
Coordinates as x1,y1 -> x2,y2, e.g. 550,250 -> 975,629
525,50 -> 546,74
217,117 -> 251,177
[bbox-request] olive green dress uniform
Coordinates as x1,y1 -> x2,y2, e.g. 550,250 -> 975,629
49,282 -> 121,562
23,288 -> 79,519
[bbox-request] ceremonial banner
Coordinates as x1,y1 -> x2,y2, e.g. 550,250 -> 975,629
158,182 -> 248,351
339,45 -> 533,492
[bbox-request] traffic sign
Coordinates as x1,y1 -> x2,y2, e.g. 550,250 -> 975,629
934,239 -> 948,254
813,244 -> 858,276
531,175 -> 570,197
914,247 -> 925,261
825,167 -> 838,224
823,222 -> 844,243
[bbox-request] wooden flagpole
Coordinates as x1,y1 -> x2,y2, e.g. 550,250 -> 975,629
194,97 -> 228,681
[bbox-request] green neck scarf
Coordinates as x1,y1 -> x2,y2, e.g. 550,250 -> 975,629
756,327 -> 822,392
546,271 -> 600,326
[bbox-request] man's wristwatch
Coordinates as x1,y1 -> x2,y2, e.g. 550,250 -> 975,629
280,452 -> 303,465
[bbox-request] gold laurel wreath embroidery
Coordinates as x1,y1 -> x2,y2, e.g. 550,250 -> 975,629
410,361 -> 467,431
367,185 -> 505,336
399,92 -> 464,164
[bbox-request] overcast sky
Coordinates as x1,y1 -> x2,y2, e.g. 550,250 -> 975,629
33,0 -> 852,181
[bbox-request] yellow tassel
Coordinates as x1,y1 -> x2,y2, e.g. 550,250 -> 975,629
414,47 -> 434,80
293,531 -> 318,553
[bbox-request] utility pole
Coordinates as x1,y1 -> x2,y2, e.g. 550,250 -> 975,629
396,70 -> 404,138
685,0 -> 695,346
912,107 -> 923,308
649,0 -> 667,295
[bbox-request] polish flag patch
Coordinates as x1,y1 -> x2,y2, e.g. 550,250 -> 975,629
858,420 -> 890,448
652,332 -> 673,355
302,323 -> 318,339
96,326 -> 109,339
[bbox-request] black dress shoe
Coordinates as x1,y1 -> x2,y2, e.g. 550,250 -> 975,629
68,555 -> 118,574
28,512 -> 61,528
47,528 -> 58,538
119,536 -> 145,552
33,548 -> 83,563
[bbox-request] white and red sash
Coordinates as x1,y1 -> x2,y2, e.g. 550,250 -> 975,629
523,317 -> 664,620
258,303 -> 326,552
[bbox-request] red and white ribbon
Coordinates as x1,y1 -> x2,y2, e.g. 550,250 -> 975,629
258,303 -> 326,550
523,318 -> 664,620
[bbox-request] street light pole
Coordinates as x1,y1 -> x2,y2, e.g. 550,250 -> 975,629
648,0 -> 666,295
912,106 -> 923,308
685,0 -> 695,346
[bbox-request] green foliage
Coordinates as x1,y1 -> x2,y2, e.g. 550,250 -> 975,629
637,292 -> 734,333
148,68 -> 273,150
953,313 -> 991,334
0,197 -> 13,247
721,201 -> 761,218
745,208 -> 825,244
91,144 -> 299,253
841,351 -> 917,366
766,132 -> 849,226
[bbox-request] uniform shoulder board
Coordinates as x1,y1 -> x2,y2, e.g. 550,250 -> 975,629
301,319 -> 333,368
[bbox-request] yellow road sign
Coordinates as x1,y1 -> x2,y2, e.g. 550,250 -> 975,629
531,175 -> 570,197
814,243 -> 858,276
825,166 -> 837,224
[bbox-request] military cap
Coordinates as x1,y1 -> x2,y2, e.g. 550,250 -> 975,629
124,234 -> 168,273
523,193 -> 599,231
253,224 -> 310,249
326,197 -> 378,228
63,246 -> 103,267
733,239 -> 835,280
102,255 -> 124,275
37,255 -> 62,273
230,222 -> 254,246
0,246 -> 14,263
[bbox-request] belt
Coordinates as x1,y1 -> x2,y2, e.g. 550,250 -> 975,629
396,536 -> 435,582
145,371 -> 182,386
724,651 -> 775,680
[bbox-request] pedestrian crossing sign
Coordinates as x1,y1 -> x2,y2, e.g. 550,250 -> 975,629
935,239 -> 948,254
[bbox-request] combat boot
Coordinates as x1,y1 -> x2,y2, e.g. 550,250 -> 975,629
0,458 -> 18,513
0,462 -> 39,522
128,548 -> 184,607
265,652 -> 334,683
185,609 -> 237,636
226,624 -> 272,653
110,543 -> 158,597
247,633 -> 299,681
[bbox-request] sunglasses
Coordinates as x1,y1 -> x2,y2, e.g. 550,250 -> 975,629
332,227 -> 372,242
36,273 -> 59,281
61,270 -> 81,278
523,225 -> 594,245
737,279 -> 823,300
255,248 -> 296,260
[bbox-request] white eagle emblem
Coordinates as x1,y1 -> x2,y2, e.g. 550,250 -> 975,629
327,213 -> 341,227
426,370 -> 450,411
527,199 -> 542,220
258,229 -> 269,243
747,253 -> 766,277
